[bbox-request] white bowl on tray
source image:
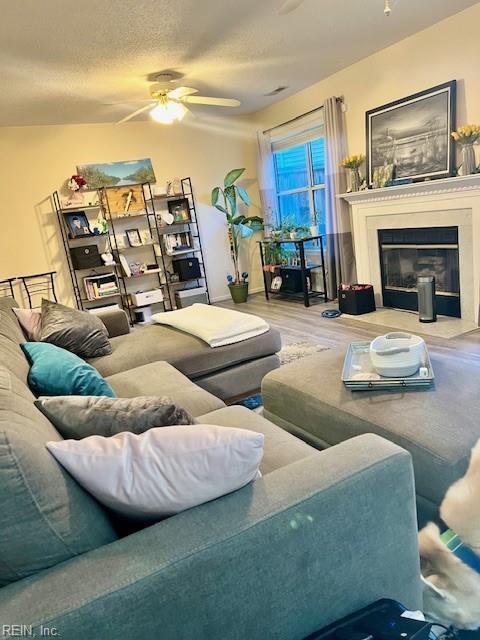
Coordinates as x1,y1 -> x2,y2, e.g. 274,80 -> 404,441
369,332 -> 425,378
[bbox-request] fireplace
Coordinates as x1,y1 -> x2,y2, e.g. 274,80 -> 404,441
378,226 -> 461,317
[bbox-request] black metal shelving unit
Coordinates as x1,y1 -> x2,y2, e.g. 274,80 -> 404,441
258,235 -> 328,308
101,183 -> 173,323
145,177 -> 210,308
53,190 -> 128,317
54,177 -> 209,322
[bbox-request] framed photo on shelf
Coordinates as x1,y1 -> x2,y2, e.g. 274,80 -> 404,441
366,80 -> 456,186
164,231 -> 192,255
103,184 -> 145,217
167,197 -> 191,223
64,211 -> 92,239
125,228 -> 142,247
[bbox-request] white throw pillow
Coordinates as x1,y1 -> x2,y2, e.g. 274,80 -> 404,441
47,424 -> 264,520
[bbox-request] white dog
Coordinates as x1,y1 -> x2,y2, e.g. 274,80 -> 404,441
419,439 -> 480,630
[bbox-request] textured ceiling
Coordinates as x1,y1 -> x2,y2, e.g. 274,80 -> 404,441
1,0 -> 477,126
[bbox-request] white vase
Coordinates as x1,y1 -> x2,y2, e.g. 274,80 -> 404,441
462,144 -> 476,175
349,168 -> 361,192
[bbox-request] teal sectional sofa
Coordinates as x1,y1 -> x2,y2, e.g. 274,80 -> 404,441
0,297 -> 422,639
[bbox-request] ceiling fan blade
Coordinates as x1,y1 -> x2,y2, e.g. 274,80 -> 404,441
182,96 -> 241,107
116,102 -> 154,124
279,0 -> 304,14
103,99 -> 153,106
167,86 -> 198,100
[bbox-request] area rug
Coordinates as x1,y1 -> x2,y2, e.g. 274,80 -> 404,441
278,339 -> 329,365
235,339 -> 329,410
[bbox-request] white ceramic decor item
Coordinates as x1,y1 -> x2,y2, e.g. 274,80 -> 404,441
47,424 -> 264,520
369,332 -> 425,377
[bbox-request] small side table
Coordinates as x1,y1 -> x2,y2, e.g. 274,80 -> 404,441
258,235 -> 328,308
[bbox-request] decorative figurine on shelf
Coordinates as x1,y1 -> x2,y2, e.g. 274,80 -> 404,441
64,174 -> 87,206
90,213 -> 108,236
129,262 -> 142,277
451,125 -> 480,175
101,242 -> 115,267
340,154 -> 365,192
101,252 -> 115,267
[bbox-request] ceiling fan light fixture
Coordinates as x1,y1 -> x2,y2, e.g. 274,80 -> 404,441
150,99 -> 187,124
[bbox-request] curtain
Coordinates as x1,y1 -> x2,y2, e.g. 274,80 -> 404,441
324,96 -> 357,298
256,130 -> 278,231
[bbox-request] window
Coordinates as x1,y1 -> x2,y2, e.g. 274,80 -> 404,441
273,136 -> 326,234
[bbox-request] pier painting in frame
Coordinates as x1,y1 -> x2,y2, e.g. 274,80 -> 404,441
366,80 -> 456,186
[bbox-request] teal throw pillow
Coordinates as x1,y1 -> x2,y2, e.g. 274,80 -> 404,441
21,342 -> 116,397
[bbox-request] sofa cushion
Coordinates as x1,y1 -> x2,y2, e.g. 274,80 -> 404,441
88,324 -> 281,379
21,342 -> 116,397
35,395 -> 195,440
0,299 -> 31,385
0,367 -> 117,586
197,406 -> 315,475
0,336 -> 30,386
40,299 -> 112,358
106,361 -> 225,418
0,300 -> 28,345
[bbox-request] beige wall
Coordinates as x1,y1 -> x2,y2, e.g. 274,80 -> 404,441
251,3 -> 480,165
0,116 -> 261,305
2,4 -> 480,308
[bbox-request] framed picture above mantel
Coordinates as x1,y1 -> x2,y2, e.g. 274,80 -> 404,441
366,80 -> 456,187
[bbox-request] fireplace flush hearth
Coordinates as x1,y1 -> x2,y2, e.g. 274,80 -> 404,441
378,226 -> 460,317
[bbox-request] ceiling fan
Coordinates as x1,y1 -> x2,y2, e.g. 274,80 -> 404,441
117,81 -> 241,125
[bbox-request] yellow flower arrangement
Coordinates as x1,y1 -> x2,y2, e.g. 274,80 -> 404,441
451,125 -> 480,145
340,154 -> 365,169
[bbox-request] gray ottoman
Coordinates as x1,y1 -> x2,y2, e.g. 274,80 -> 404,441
262,347 -> 480,523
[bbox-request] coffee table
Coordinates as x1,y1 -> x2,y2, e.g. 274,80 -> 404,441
262,346 -> 480,524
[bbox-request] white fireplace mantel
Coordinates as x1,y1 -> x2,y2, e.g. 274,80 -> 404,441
339,174 -> 480,325
338,174 -> 480,204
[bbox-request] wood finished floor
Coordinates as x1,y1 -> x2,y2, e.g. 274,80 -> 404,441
217,292 -> 480,362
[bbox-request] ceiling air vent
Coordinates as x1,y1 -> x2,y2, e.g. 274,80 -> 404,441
264,86 -> 288,97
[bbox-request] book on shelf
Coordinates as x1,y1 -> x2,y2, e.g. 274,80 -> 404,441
83,272 -> 120,301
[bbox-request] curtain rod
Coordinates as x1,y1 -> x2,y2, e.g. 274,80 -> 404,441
262,96 -> 343,135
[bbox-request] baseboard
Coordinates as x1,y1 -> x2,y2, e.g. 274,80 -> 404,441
211,287 -> 264,303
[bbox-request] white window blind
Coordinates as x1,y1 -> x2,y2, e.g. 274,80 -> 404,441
271,108 -> 324,152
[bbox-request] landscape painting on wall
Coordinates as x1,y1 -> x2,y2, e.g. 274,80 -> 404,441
77,158 -> 156,189
366,80 -> 456,186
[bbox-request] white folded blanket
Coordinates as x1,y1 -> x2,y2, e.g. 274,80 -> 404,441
152,303 -> 270,348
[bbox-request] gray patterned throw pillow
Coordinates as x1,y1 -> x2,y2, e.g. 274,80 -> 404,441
35,395 -> 196,440
39,298 -> 111,358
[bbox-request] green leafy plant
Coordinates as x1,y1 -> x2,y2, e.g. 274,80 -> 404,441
266,217 -> 310,241
211,168 -> 263,285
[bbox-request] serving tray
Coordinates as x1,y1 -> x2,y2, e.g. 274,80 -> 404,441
342,340 -> 435,391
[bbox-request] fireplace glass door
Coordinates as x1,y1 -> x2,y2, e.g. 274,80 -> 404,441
381,246 -> 460,295
378,226 -> 460,317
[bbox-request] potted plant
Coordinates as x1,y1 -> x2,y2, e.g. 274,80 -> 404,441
340,154 -> 365,192
211,169 -> 263,303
